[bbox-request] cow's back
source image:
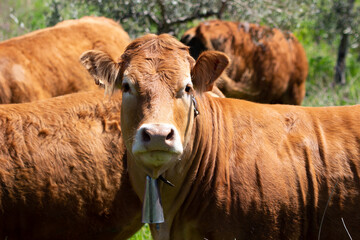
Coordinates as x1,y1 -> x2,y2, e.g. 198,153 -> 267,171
226,21 -> 308,104
0,16 -> 131,103
198,99 -> 360,239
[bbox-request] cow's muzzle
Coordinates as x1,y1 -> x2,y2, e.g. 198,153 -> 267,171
132,123 -> 183,178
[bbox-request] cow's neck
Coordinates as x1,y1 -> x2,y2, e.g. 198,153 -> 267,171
157,94 -> 239,222
182,94 -> 233,210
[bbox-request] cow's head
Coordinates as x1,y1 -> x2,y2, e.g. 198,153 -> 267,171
81,34 -> 229,178
181,20 -> 233,60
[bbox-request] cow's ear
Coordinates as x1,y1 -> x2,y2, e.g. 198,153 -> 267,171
80,50 -> 121,96
191,51 -> 229,93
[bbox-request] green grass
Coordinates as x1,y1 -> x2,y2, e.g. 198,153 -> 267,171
303,73 -> 360,106
128,224 -> 153,240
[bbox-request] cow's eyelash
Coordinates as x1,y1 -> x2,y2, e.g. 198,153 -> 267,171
185,84 -> 193,93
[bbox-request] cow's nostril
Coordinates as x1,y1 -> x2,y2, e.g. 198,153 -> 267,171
166,128 -> 174,140
142,129 -> 151,142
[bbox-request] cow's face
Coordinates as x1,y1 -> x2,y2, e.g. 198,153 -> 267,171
119,43 -> 195,178
81,34 -> 229,178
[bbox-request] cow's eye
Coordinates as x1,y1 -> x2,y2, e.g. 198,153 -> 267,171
122,82 -> 130,93
185,84 -> 192,93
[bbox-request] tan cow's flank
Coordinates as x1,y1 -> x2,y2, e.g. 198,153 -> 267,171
82,34 -> 360,240
0,16 -> 130,103
181,20 -> 309,105
0,90 -> 142,240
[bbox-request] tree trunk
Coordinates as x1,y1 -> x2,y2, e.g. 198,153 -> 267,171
334,0 -> 355,85
334,33 -> 349,85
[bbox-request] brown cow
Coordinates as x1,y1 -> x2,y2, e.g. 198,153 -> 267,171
82,34 -> 360,240
0,90 -> 142,240
181,20 -> 309,105
0,16 -> 130,103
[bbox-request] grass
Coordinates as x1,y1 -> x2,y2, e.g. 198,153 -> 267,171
303,74 -> 360,106
129,224 -> 152,240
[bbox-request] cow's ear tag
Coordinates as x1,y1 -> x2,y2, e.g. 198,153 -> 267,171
192,95 -> 199,117
142,176 -> 164,224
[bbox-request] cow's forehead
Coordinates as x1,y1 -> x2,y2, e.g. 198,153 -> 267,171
119,34 -> 193,92
124,53 -> 192,88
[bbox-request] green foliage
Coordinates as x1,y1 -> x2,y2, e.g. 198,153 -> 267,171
315,0 -> 360,49
224,0 -> 318,31
43,0 -> 225,38
128,224 -> 153,240
303,76 -> 360,106
295,24 -> 360,106
0,0 -> 48,40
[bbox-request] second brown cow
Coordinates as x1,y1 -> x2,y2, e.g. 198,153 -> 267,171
181,20 -> 308,105
0,16 -> 130,103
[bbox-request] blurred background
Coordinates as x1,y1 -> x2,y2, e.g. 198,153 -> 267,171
0,0 -> 359,238
1,0 -> 359,107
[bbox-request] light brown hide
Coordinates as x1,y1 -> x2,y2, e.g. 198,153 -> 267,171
0,90 -> 142,240
0,16 -> 130,103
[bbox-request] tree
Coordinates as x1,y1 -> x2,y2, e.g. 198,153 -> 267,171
315,0 -> 360,85
334,0 -> 356,85
48,0 -> 227,38
45,0 -> 318,38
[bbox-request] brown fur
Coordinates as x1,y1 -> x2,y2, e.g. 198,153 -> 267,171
0,16 -> 130,103
181,20 -> 309,105
0,90 -> 142,239
82,34 -> 360,240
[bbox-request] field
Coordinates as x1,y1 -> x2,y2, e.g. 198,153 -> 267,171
0,0 -> 359,239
